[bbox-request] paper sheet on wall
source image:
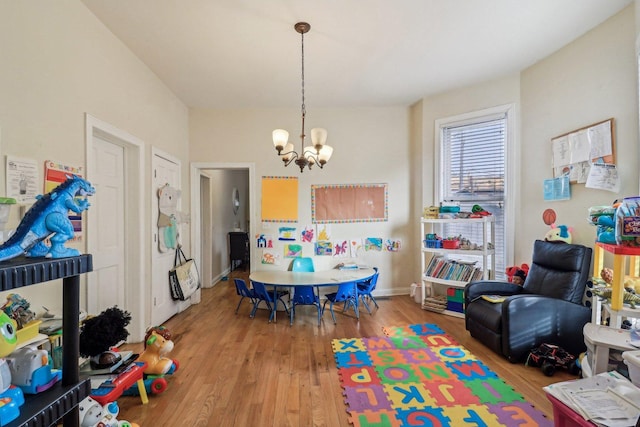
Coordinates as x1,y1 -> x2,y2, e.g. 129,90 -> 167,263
6,156 -> 38,203
543,176 -> 571,201
585,163 -> 620,193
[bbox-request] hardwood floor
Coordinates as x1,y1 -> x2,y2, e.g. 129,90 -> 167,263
117,269 -> 575,426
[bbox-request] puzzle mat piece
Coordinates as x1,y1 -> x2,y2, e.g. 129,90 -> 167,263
382,323 -> 445,337
338,366 -> 381,387
332,337 -> 367,353
341,384 -> 393,413
487,401 -> 553,427
347,408 -> 400,427
335,350 -> 373,369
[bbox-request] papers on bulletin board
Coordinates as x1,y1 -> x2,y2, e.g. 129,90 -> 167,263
552,119 -> 615,182
543,175 -> 571,201
585,163 -> 620,193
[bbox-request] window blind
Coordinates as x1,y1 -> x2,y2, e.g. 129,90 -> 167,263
440,114 -> 506,279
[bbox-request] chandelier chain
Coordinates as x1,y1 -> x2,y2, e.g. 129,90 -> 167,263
300,30 -> 306,127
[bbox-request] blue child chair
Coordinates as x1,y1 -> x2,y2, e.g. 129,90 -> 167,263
289,257 -> 321,325
251,280 -> 289,323
322,281 -> 359,324
233,278 -> 259,317
357,267 -> 379,314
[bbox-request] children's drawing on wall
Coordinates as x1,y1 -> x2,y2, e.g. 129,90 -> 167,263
285,244 -> 302,258
261,249 -> 281,265
315,241 -> 333,256
157,183 -> 189,253
256,234 -> 274,248
385,238 -> 402,252
349,239 -> 362,258
333,240 -> 348,258
278,226 -> 296,241
364,237 -> 383,252
316,224 -> 331,241
300,225 -> 315,243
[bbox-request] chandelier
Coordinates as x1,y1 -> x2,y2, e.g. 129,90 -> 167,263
272,22 -> 333,173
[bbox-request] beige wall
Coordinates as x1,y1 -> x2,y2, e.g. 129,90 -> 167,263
190,107 -> 415,295
0,2 -> 189,328
418,4 -> 638,273
519,5 -> 638,262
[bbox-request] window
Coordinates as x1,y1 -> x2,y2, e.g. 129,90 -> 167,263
436,106 -> 513,279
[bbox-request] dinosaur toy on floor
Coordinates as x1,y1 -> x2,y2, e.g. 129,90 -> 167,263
0,175 -> 94,261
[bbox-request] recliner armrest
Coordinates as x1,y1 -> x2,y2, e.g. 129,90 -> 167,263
464,280 -> 523,304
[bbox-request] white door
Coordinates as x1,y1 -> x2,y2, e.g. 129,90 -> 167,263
151,149 -> 182,325
87,137 -> 125,313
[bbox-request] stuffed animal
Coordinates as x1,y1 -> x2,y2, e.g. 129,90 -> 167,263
138,327 -> 178,376
506,264 -> 529,285
544,224 -> 572,244
157,184 -> 189,253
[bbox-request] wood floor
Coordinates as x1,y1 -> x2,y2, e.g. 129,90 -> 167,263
117,269 -> 575,426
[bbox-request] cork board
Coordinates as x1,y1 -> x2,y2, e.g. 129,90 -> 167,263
311,183 -> 388,224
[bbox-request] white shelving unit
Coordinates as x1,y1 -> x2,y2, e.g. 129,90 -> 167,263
420,216 -> 495,317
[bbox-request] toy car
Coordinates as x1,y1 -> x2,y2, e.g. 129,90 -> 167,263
527,343 -> 581,377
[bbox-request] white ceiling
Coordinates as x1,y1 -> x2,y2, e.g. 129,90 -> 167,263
81,0 -> 633,109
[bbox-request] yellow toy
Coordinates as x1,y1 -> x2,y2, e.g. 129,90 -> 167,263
138,327 -> 178,376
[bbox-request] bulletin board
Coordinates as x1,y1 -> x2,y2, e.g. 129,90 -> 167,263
261,176 -> 298,223
311,183 -> 388,224
551,118 -> 615,183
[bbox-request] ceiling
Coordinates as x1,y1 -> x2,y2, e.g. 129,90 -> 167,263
81,0 -> 633,109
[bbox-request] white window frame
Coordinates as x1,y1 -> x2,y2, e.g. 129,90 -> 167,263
434,104 -> 517,276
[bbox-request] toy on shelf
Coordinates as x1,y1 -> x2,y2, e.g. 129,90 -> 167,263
79,307 -> 131,369
78,396 -> 140,427
0,312 -> 24,426
615,196 -> 640,247
592,286 -> 640,309
6,346 -> 61,394
1,294 -> 35,329
0,175 -> 94,261
506,264 -> 529,285
123,325 -> 179,397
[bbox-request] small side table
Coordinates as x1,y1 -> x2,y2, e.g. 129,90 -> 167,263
583,323 -> 635,377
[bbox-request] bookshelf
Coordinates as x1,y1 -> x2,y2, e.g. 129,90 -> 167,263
420,217 -> 495,317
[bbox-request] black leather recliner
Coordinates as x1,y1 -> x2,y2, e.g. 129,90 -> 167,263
464,240 -> 592,362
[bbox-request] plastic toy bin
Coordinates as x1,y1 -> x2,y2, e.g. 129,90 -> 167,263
545,393 -> 595,427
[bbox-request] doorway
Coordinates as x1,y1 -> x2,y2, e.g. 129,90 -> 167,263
190,163 -> 254,286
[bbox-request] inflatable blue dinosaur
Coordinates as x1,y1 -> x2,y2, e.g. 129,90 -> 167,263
0,175 -> 95,261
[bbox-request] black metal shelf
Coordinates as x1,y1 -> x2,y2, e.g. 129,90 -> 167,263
0,255 -> 93,427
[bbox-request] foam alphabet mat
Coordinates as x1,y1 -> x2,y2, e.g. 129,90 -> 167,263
331,323 -> 552,426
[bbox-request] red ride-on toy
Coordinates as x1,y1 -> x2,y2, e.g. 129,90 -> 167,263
526,343 -> 581,377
